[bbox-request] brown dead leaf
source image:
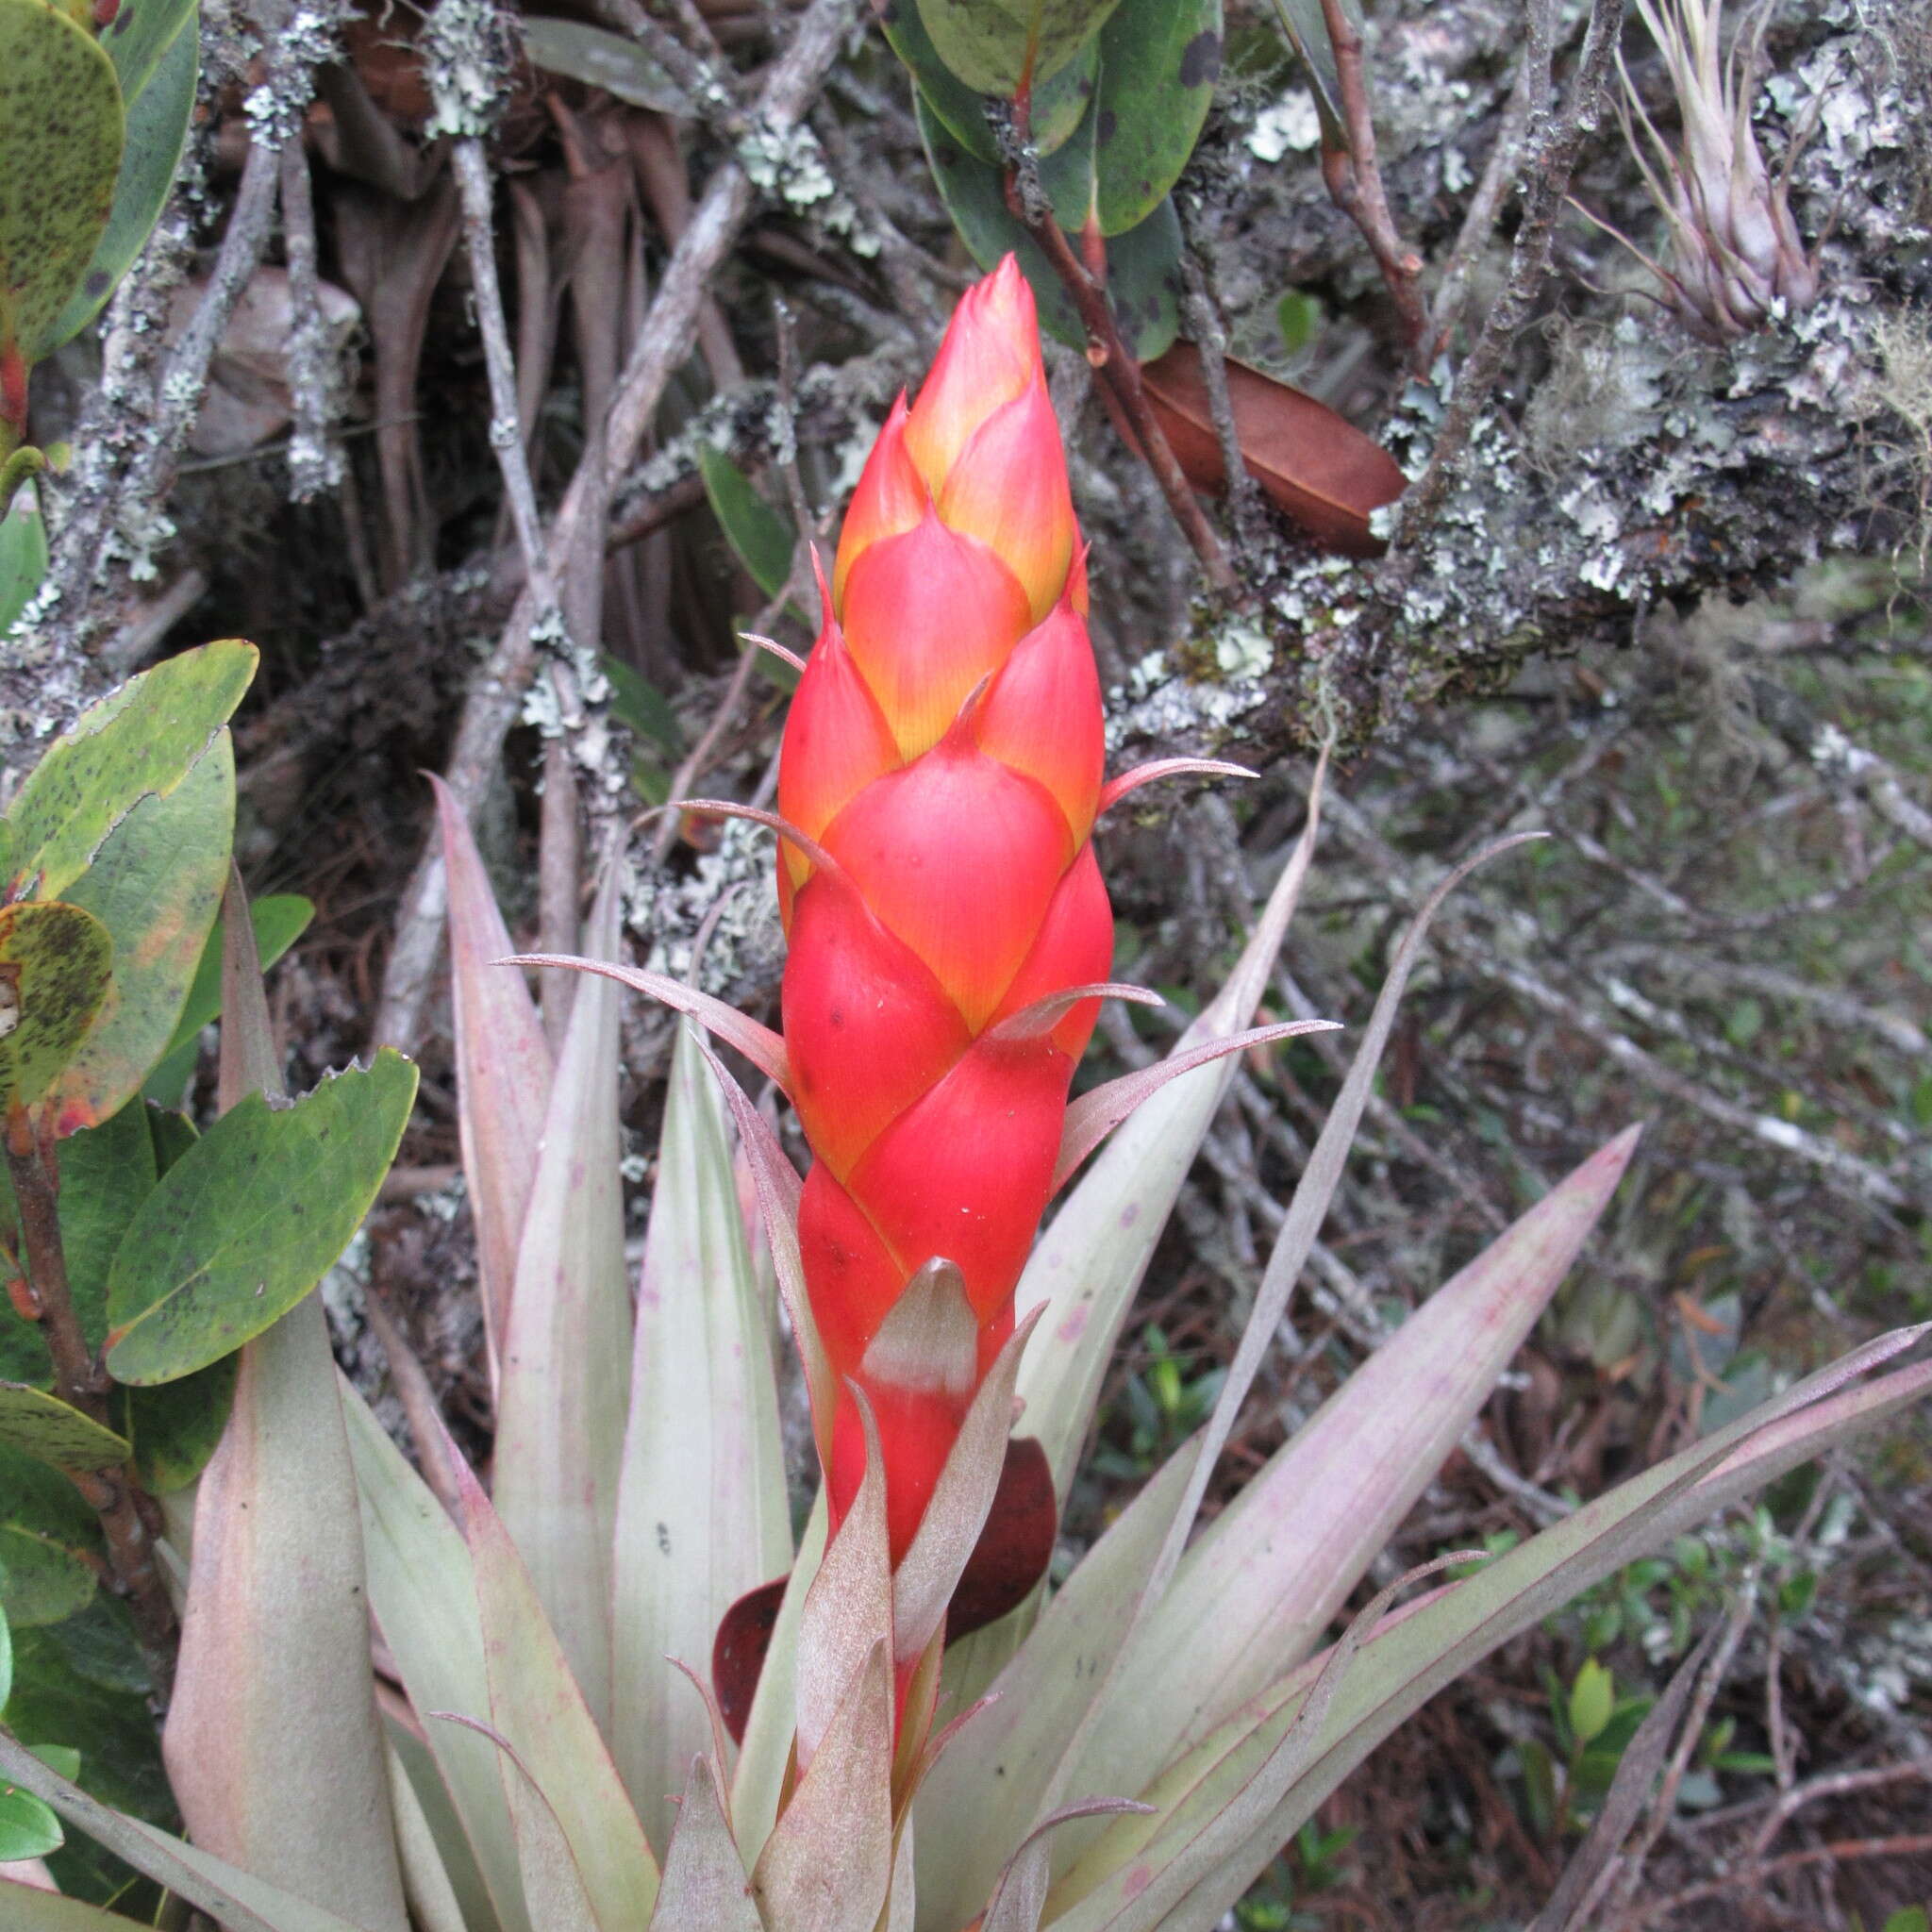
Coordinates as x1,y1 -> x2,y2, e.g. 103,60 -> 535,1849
1138,341 -> 1407,558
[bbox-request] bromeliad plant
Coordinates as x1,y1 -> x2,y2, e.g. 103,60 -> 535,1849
4,262 -> 1930,1932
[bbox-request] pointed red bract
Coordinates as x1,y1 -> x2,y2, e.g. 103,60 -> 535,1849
989,845 -> 1113,1060
776,619 -> 901,901
974,597 -> 1106,850
841,508 -> 1033,760
784,869 -> 971,1179
847,1038 -> 1072,1329
903,256 -> 1040,490
820,739 -> 1070,1031
937,379 -> 1075,622
833,394 -> 926,612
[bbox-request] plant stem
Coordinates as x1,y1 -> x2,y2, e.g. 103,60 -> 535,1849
999,111 -> 1233,591
5,1110 -> 179,1705
1316,0 -> 1429,365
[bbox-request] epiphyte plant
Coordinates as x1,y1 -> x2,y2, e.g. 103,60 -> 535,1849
2,261 -> 1928,1932
1612,0 -> 1819,341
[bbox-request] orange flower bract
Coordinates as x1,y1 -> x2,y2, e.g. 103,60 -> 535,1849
778,257 -> 1106,1562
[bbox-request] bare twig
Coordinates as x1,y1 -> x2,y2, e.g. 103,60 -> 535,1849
1314,0 -> 1428,363
1394,0 -> 1623,547
1175,221 -> 1264,542
999,106 -> 1234,591
278,136 -> 342,502
372,0 -> 861,1051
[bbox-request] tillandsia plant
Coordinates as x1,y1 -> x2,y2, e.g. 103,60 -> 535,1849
1608,0 -> 1819,341
4,263 -> 1931,1932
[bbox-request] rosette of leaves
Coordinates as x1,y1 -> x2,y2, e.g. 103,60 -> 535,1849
0,0 -> 200,512
884,0 -> 1224,362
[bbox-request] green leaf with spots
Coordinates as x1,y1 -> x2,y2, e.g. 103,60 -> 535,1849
97,0 -> 196,107
917,95 -> 1182,358
0,1098 -> 157,1389
914,0 -> 1124,98
142,890 -> 311,1108
697,443 -> 794,602
0,1385 -> 128,1471
0,1443 -> 99,1627
1092,0 -> 1222,235
39,732 -> 231,1137
122,1350 -> 237,1491
104,1048 -> 419,1384
1,475 -> 48,640
0,901 -> 111,1113
3,638 -> 254,908
0,0 -> 124,366
39,3 -> 199,354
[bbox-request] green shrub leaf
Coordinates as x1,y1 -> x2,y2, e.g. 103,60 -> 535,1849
41,732 -> 232,1135
914,0 -> 1124,98
0,1385 -> 128,1471
4,639 -> 255,907
1092,0 -> 1221,235
0,901 -> 111,1112
103,1048 -> 419,1384
39,4 -> 198,354
0,0 -> 124,365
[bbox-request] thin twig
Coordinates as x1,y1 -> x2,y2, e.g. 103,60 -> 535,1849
1175,221 -> 1263,543
999,106 -> 1234,591
1315,0 -> 1428,363
1428,33 -> 1542,345
278,138 -> 342,503
1394,0 -> 1623,547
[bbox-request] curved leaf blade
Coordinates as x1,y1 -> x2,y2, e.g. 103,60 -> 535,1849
104,1049 -> 420,1383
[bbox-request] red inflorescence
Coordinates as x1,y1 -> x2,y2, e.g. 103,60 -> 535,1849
778,258 -> 1109,1561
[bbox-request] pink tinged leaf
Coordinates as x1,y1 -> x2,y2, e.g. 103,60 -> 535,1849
1051,1555 -> 1483,1931
1097,759 -> 1255,816
444,1446 -> 661,1931
1069,1126 -> 1643,1803
0,1730 -> 384,1932
1034,834 -> 1551,1840
646,1757 -> 759,1932
741,631 -> 808,675
985,983 -> 1161,1044
165,874 -> 410,1932
1052,1020 -> 1342,1193
795,1389 -> 892,1770
382,1738 -> 469,1932
491,859 -> 631,1732
433,774 -> 553,1385
731,1494 -> 829,1859
749,1640 -> 894,1932
1050,1329 -> 1932,1932
947,1438 -> 1058,1642
860,1257 -> 980,1403
426,1717 -> 600,1932
503,954 -> 790,1093
691,1036 -> 836,1469
613,1021 -> 791,1853
913,1444 -> 1204,1915
1011,750 -> 1332,1519
891,1307 -> 1043,1666
341,1387 -> 534,1932
981,1801 -> 1158,1932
